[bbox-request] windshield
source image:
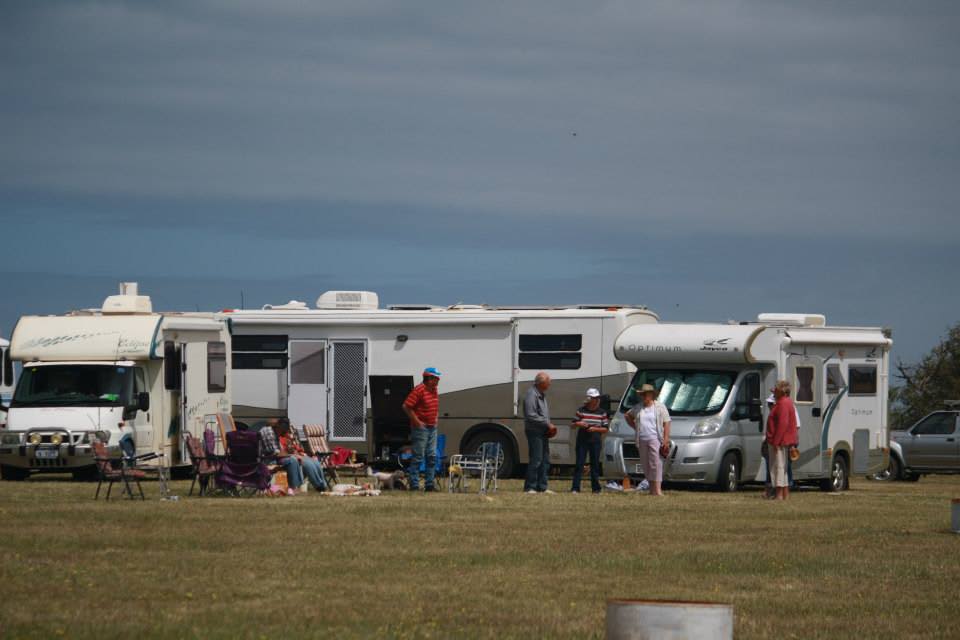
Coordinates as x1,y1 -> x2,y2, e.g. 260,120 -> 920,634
620,369 -> 736,416
12,365 -> 134,408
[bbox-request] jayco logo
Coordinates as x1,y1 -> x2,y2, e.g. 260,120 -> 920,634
701,338 -> 732,352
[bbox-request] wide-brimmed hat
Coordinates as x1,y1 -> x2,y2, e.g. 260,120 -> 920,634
636,383 -> 657,396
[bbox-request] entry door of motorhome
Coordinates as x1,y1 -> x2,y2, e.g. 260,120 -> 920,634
287,340 -> 328,430
327,340 -> 367,442
789,355 -> 824,477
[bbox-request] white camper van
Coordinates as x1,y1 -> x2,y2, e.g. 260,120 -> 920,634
224,291 -> 659,476
605,314 -> 891,491
0,284 -> 231,480
0,336 -> 15,427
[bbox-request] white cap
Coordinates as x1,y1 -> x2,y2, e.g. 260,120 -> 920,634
586,388 -> 601,398
765,394 -> 776,405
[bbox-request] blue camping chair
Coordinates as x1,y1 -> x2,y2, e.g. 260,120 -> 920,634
398,433 -> 447,490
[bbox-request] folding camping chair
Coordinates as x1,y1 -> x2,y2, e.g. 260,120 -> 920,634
214,430 -> 271,495
92,441 -> 147,500
397,433 -> 447,490
301,424 -> 365,484
184,432 -> 218,496
448,441 -> 501,494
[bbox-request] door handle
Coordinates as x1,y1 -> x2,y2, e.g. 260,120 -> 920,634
812,407 -> 822,418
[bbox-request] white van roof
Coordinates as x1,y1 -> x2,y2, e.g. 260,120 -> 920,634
10,315 -> 163,361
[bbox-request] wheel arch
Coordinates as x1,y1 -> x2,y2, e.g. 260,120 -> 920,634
459,422 -> 520,458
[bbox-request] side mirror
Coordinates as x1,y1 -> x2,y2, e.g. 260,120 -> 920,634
599,394 -> 612,413
748,403 -> 762,422
138,392 -> 150,413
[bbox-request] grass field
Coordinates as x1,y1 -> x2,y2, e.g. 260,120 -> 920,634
0,474 -> 958,639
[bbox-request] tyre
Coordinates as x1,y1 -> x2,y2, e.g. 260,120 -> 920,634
716,452 -> 740,492
820,454 -> 849,492
872,455 -> 901,481
462,431 -> 517,478
0,465 -> 30,481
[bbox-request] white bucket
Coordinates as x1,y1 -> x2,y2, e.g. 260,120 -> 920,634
952,499 -> 960,534
606,599 -> 733,640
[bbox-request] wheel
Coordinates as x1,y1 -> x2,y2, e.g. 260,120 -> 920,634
462,431 -> 517,478
71,466 -> 99,482
716,452 -> 740,492
820,454 -> 849,492
871,455 -> 900,481
0,465 -> 30,481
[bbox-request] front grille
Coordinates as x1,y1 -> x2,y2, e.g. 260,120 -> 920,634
30,457 -> 69,467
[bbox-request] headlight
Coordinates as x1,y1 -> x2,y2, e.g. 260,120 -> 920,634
29,433 -> 42,445
50,433 -> 63,446
692,418 -> 723,437
1,434 -> 20,445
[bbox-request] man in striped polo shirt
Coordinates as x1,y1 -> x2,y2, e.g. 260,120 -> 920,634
570,388 -> 610,494
403,367 -> 441,492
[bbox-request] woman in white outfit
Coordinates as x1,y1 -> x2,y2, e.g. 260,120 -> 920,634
625,383 -> 671,496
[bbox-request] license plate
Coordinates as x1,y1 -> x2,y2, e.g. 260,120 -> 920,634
35,448 -> 59,459
635,464 -> 644,474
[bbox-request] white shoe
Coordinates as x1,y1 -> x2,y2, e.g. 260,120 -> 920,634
570,490 -> 580,494
300,485 -> 309,494
525,490 -> 538,494
543,489 -> 556,495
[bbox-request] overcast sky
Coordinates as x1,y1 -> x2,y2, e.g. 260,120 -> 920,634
1,1 -> 958,366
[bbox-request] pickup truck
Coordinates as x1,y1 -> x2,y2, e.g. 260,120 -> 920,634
884,408 -> 960,481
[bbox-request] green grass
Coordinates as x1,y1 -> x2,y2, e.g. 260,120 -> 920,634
1,474 -> 958,639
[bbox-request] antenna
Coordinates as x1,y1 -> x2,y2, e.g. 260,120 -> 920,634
240,290 -> 245,310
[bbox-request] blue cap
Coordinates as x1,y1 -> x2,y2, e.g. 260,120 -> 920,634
423,367 -> 442,378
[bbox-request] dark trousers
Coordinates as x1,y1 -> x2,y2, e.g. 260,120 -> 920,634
524,427 -> 550,492
572,436 -> 602,493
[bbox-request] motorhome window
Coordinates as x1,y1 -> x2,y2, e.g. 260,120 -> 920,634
11,365 -> 134,408
825,364 -> 845,395
232,353 -> 288,369
207,342 -> 227,392
519,335 -> 582,352
733,373 -> 760,419
621,370 -> 736,416
518,353 -> 582,370
795,367 -> 814,403
290,342 -> 326,384
848,365 -> 877,396
1,348 -> 11,387
913,412 -> 957,436
232,335 -> 288,352
133,368 -> 146,394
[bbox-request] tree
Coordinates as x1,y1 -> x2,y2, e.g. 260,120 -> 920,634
890,322 -> 960,429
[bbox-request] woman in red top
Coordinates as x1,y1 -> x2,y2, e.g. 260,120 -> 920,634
766,380 -> 799,501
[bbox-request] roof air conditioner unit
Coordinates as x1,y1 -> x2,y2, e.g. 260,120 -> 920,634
102,282 -> 153,314
262,300 -> 309,310
316,291 -> 379,310
758,313 -> 826,327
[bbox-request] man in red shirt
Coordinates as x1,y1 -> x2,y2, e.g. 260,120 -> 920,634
766,380 -> 799,501
403,367 -> 441,492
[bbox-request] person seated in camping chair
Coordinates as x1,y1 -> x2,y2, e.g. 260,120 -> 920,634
259,418 -> 328,494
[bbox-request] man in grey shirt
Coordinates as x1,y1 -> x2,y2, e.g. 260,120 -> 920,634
523,372 -> 556,494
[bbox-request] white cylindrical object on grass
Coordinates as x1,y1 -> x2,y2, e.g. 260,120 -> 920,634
606,599 -> 733,640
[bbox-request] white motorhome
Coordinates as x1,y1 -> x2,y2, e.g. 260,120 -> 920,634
0,284 -> 231,481
605,314 -> 891,491
224,291 -> 659,476
0,336 -> 15,427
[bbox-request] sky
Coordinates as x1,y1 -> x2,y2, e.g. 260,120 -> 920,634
1,1 -> 958,367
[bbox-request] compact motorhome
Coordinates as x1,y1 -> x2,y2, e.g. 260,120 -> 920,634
605,314 -> 891,491
224,291 -> 659,477
0,336 -> 15,427
0,284 -> 231,480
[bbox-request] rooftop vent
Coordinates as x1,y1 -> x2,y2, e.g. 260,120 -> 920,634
102,282 -> 153,314
757,313 -> 826,327
316,291 -> 379,310
262,300 -> 309,310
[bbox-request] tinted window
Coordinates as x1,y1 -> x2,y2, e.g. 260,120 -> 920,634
795,367 -> 814,403
2,348 -> 12,387
518,353 -> 582,370
232,354 -> 288,370
207,342 -> 227,393
825,364 -> 845,395
519,335 -> 582,352
733,373 -> 760,419
232,335 -> 288,352
290,342 -> 326,384
848,365 -> 877,396
913,412 -> 957,436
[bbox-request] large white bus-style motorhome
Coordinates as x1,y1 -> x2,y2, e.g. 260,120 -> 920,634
224,291 -> 659,477
0,284 -> 231,481
605,314 -> 891,491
